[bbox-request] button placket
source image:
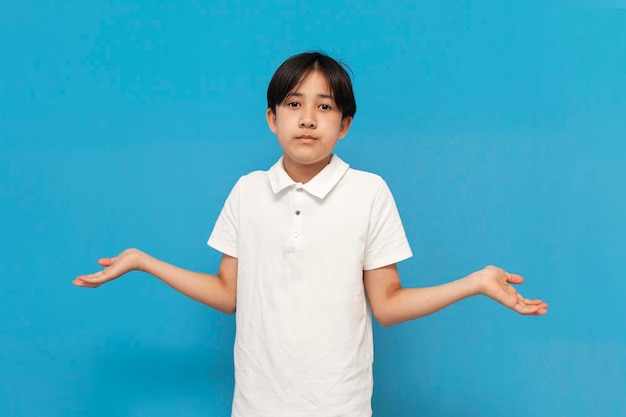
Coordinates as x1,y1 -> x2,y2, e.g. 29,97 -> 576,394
290,184 -> 304,246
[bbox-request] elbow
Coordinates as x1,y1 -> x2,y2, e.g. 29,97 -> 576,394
214,275 -> 237,315
214,303 -> 236,315
372,309 -> 400,328
377,318 -> 400,328
370,289 -> 404,327
377,319 -> 394,328
367,278 -> 406,327
223,301 -> 236,315
219,297 -> 237,315
204,292 -> 236,315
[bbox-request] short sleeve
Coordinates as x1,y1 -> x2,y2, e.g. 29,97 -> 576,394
207,178 -> 241,258
363,180 -> 412,270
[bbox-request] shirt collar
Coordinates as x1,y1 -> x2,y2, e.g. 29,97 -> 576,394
268,154 -> 350,199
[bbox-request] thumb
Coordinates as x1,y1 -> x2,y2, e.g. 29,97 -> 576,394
97,257 -> 116,267
506,272 -> 524,285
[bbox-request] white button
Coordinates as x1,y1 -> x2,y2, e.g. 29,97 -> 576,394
292,232 -> 299,238
296,187 -> 303,192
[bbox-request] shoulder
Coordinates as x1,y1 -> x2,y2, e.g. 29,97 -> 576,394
346,166 -> 383,181
223,170 -> 275,205
231,170 -> 270,189
340,167 -> 390,195
325,166 -> 398,209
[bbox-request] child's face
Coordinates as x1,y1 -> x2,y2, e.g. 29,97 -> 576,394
266,70 -> 352,181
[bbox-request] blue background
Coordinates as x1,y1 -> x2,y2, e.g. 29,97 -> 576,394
1,1 -> 625,416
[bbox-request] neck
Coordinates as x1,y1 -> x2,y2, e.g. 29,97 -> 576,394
282,155 -> 332,184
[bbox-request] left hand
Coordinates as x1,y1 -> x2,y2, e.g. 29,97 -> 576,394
471,266 -> 548,315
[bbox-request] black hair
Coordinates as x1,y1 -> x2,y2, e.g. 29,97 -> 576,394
266,52 -> 357,119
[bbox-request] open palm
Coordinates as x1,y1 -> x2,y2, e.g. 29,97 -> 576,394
73,248 -> 143,288
475,266 -> 548,316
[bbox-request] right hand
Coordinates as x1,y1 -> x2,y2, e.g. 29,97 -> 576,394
73,248 -> 145,288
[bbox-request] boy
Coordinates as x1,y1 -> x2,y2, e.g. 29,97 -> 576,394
74,52 -> 548,417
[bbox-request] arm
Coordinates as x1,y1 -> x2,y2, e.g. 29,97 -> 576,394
364,264 -> 548,327
73,248 -> 238,314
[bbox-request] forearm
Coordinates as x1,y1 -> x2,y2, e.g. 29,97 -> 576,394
140,253 -> 236,314
383,277 -> 479,326
365,264 -> 547,326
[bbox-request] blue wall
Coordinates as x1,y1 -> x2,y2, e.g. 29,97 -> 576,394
1,1 -> 625,416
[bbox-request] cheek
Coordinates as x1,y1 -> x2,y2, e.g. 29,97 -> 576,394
275,112 -> 295,128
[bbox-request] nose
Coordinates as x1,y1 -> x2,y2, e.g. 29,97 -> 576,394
299,119 -> 316,128
299,107 -> 316,129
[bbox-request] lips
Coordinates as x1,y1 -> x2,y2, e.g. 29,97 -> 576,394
294,135 -> 318,145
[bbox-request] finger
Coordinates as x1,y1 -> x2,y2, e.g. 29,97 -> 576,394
72,276 -> 102,288
521,296 -> 547,306
506,273 -> 524,285
517,300 -> 549,315
97,257 -> 116,267
516,293 -> 542,305
517,294 -> 546,307
74,269 -> 111,285
75,269 -> 105,280
526,305 -> 548,315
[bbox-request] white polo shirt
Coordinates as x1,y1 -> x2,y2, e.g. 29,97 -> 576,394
208,155 -> 412,417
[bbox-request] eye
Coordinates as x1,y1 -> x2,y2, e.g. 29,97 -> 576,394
319,103 -> 332,111
286,101 -> 300,108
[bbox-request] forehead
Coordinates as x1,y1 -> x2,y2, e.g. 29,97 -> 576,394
290,70 -> 333,96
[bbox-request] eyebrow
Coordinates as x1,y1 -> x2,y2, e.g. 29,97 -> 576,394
288,92 -> 335,100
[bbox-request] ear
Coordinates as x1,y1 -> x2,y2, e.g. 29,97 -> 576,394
266,108 -> 277,134
338,116 -> 353,140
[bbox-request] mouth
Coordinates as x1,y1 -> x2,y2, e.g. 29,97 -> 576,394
296,135 -> 317,141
